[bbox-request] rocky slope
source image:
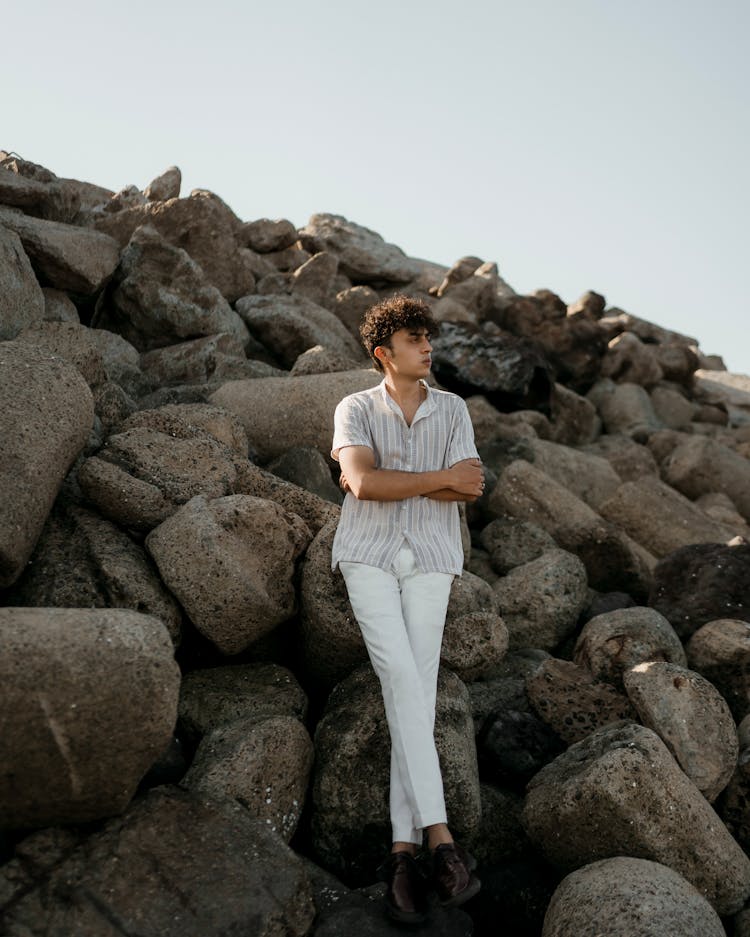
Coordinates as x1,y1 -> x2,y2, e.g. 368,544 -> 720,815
2,150 -> 750,936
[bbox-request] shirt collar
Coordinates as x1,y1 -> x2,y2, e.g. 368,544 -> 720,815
378,378 -> 436,424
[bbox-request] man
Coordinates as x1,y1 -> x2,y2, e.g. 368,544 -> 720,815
331,294 -> 484,923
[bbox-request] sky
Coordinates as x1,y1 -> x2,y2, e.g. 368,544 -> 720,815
4,0 -> 749,373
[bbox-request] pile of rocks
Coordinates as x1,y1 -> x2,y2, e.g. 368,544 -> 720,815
2,150 -> 750,936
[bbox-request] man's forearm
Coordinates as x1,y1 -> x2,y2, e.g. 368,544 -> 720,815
354,468 -> 452,502
424,488 -> 477,502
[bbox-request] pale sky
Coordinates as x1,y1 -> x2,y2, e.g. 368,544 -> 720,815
5,0 -> 749,373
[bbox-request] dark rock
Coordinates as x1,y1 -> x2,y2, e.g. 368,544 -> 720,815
477,708 -> 566,790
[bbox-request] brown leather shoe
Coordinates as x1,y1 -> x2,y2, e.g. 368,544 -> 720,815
378,851 -> 429,924
432,842 -> 481,907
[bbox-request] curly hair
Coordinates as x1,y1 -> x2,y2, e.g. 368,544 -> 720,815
359,294 -> 438,372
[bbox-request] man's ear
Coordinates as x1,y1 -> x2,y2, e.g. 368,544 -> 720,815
374,345 -> 388,363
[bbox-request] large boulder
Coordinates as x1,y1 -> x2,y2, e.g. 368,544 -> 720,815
0,205 -> 119,294
492,549 -> 589,650
5,499 -> 182,643
573,606 -> 686,689
0,225 -> 44,339
182,715 -> 313,842
297,213 -> 422,284
687,619 -> 750,722
146,494 -> 310,655
587,379 -> 663,440
649,540 -> 750,640
0,607 -> 179,828
311,665 -> 480,883
14,320 -> 107,386
599,331 -> 664,387
526,658 -> 636,744
210,368 -> 381,462
528,438 -> 621,510
94,225 -> 249,352
78,423 -> 245,531
522,721 -> 750,915
268,446 -> 343,504
0,341 -> 93,587
623,661 -> 737,801
541,857 -> 725,937
0,787 -> 315,937
89,190 -> 255,302
178,662 -> 308,744
660,434 -> 750,522
582,432 -> 659,482
441,610 -> 509,681
140,332 -> 279,386
430,321 -> 555,411
235,461 -> 340,536
598,475 -> 739,558
235,293 -> 363,368
489,459 -> 655,600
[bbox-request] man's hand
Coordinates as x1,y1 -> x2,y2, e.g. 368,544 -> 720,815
339,471 -> 351,494
444,458 -> 484,497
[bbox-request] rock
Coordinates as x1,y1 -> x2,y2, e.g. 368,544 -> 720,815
0,225 -> 45,339
479,518 -> 556,574
239,217 -> 298,253
94,224 -> 249,352
89,191 -> 255,302
311,665 -> 480,882
660,434 -> 750,521
600,331 -> 664,386
650,384 -> 697,429
87,327 -> 148,396
465,395 -> 534,447
118,403 -> 249,456
527,658 -> 637,744
649,540 -> 750,640
0,159 -> 80,222
332,284 -> 379,338
235,293 -> 363,369
178,662 -> 308,744
146,494 -> 310,655
493,290 -> 607,391
599,309 -> 698,347
0,205 -> 119,294
581,590 -> 638,621
78,424 -> 244,531
623,661 -> 737,801
140,332 -> 281,386
493,549 -> 589,650
541,857 -> 725,937
104,184 -> 147,212
522,721 -> 750,915
441,611 -> 509,681
92,380 -> 138,432
528,438 -> 622,510
291,344 -> 361,375
573,606 -> 687,689
477,708 -> 566,789
686,619 -> 750,722
264,244 -> 311,272
582,432 -> 659,482
298,213 -> 421,285
599,475 -> 739,558
0,341 -> 93,587
549,382 -> 601,445
587,378 -> 663,440
299,520 -> 369,688
489,459 -> 655,600
693,368 -> 750,417
6,500 -> 181,643
567,290 -> 606,319
209,368 -> 381,462
430,321 -> 555,411
14,320 -> 107,386
697,491 -> 750,535
291,250 -> 339,306
41,286 -> 79,323
268,446 -> 343,504
182,715 -> 313,841
144,165 -> 181,201
465,783 -> 533,867
0,786 -> 315,937
235,461 -> 340,536
0,607 -> 179,828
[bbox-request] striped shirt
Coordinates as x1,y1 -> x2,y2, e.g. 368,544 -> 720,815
330,378 -> 479,575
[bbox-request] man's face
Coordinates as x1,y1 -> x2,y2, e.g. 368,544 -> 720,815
376,327 -> 433,378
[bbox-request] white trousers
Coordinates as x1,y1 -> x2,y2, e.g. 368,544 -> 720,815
339,544 -> 454,844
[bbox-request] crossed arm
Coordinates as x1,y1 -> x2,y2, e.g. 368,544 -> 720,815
337,446 -> 484,502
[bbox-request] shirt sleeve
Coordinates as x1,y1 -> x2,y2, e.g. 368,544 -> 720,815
446,397 -> 479,467
331,396 -> 373,462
